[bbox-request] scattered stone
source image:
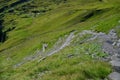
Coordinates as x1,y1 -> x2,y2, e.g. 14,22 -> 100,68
112,42 -> 116,46
110,60 -> 120,72
67,54 -> 74,58
96,32 -> 109,41
102,42 -> 117,55
110,60 -> 120,67
108,29 -> 118,40
116,39 -> 120,47
111,54 -> 120,61
106,40 -> 113,44
117,55 -> 120,58
108,72 -> 120,80
101,57 -> 111,62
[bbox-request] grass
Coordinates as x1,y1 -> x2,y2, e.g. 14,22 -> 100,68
0,42 -> 111,80
0,0 -> 120,80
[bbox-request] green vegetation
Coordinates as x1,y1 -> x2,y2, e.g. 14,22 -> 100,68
0,0 -> 120,80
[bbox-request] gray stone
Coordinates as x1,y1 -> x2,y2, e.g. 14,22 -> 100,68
117,42 -> 120,47
67,54 -> 74,58
108,72 -> 120,80
102,42 -> 117,55
108,29 -> 118,41
111,55 -> 120,61
110,60 -> 120,67
106,40 -> 113,45
112,42 -> 117,46
110,60 -> 120,72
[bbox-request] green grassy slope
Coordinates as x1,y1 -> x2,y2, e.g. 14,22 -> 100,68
0,0 -> 120,80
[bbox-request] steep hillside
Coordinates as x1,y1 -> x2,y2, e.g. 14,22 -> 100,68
0,0 -> 120,80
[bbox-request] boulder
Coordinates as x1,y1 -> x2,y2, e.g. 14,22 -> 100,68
108,72 -> 120,80
110,60 -> 120,72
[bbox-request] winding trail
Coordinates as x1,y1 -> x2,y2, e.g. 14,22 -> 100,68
13,31 -> 75,68
38,31 -> 75,62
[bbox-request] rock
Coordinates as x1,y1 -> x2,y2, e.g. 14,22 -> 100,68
110,60 -> 120,72
102,42 -> 117,55
110,60 -> 120,67
102,57 -> 111,62
108,29 -> 118,41
106,40 -> 113,45
111,54 -> 120,61
117,55 -> 120,58
108,72 -> 120,80
116,40 -> 120,47
109,29 -> 116,36
117,43 -> 120,47
67,54 -> 74,58
112,42 -> 116,46
98,34 -> 110,41
118,39 -> 120,43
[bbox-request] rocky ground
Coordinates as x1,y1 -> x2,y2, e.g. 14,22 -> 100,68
13,29 -> 120,80
78,29 -> 120,80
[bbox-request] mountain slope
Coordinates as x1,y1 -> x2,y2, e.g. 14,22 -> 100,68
0,0 -> 120,80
